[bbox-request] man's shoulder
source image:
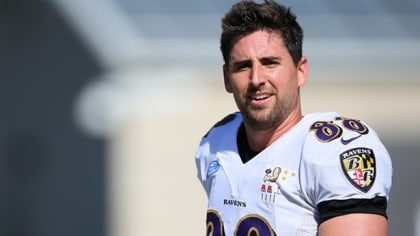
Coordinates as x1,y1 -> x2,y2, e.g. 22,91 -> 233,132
303,111 -> 339,123
302,111 -> 387,163
202,112 -> 242,140
196,112 -> 242,161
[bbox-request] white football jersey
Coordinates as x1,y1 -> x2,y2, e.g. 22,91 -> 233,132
195,112 -> 392,235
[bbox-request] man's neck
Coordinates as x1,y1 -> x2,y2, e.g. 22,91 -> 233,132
244,109 -> 303,152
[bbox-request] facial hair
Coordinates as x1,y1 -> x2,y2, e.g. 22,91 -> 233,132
235,86 -> 300,131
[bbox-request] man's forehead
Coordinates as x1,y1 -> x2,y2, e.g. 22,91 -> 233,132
235,30 -> 283,45
229,31 -> 286,60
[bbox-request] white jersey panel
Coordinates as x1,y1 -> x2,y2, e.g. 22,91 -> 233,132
300,112 -> 392,205
195,112 -> 392,235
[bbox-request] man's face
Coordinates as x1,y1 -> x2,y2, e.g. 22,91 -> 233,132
224,30 -> 307,130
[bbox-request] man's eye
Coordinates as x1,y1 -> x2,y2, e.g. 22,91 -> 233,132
233,63 -> 251,72
237,65 -> 249,70
264,61 -> 279,67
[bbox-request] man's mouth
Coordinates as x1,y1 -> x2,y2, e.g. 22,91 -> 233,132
250,93 -> 271,101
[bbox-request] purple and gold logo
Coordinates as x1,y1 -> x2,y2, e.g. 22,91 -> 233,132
340,147 -> 376,193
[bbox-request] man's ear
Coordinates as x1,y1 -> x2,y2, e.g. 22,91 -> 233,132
297,56 -> 308,87
223,64 -> 233,93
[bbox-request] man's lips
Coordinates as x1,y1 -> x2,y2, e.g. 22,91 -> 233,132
248,93 -> 273,105
250,93 -> 271,100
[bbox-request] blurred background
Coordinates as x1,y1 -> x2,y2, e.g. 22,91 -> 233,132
0,0 -> 419,235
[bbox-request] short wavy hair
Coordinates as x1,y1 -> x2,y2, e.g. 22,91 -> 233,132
220,0 -> 303,66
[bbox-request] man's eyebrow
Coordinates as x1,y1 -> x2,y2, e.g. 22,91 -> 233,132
260,56 -> 281,63
229,56 -> 282,69
230,59 -> 252,68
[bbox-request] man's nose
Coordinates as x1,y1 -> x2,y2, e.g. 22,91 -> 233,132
250,64 -> 265,86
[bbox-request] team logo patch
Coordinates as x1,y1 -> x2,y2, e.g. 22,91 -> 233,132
340,147 -> 376,193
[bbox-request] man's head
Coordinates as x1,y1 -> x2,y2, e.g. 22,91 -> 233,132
220,0 -> 303,67
221,1 -> 308,131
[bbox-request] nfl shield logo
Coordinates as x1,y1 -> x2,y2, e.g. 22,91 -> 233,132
340,147 -> 376,193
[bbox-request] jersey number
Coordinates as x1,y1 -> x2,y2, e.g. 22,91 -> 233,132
206,209 -> 276,236
310,117 -> 369,143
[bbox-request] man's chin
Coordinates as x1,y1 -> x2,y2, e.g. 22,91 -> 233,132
244,112 -> 275,130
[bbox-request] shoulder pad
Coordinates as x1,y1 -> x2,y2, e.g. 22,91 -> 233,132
203,112 -> 239,139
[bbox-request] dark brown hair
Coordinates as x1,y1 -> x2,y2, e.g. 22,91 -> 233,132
220,0 -> 303,66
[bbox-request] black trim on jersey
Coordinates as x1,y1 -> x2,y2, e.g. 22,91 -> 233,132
203,113 -> 237,138
237,123 -> 260,163
317,196 -> 387,224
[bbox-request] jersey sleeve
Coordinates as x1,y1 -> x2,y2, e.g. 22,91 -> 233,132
299,116 -> 393,221
195,112 -> 241,196
195,137 -> 210,195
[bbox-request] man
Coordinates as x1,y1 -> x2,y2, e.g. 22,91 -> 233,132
195,0 -> 392,235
